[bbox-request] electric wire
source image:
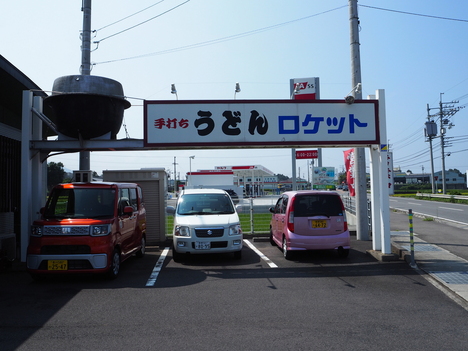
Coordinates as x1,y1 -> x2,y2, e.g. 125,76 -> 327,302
359,4 -> 468,23
94,0 -> 165,32
93,5 -> 347,65
95,0 -> 190,44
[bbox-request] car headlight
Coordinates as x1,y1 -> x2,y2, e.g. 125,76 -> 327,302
31,225 -> 43,237
91,224 -> 111,236
229,224 -> 241,236
175,225 -> 190,237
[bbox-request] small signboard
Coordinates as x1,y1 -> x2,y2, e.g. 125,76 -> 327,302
296,150 -> 318,159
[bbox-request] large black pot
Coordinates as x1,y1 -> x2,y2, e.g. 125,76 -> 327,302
45,75 -> 131,139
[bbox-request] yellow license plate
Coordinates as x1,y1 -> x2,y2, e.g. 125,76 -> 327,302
48,260 -> 68,270
312,220 -> 327,228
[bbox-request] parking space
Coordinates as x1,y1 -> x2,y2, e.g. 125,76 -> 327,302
142,235 -> 383,289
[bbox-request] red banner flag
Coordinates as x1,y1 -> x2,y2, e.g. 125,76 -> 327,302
343,149 -> 355,196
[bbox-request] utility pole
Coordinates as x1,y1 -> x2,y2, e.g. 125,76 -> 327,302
173,156 -> 178,193
427,94 -> 462,194
425,104 -> 437,193
349,0 -> 369,241
79,0 -> 91,170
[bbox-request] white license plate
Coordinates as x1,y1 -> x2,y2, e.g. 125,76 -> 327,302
195,242 -> 211,250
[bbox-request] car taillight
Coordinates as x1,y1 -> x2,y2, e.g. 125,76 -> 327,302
341,201 -> 348,231
287,196 -> 295,232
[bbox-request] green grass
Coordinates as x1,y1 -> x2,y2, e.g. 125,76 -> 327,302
165,212 -> 272,235
238,213 -> 271,234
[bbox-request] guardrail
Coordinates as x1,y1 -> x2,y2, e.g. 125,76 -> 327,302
415,192 -> 468,201
341,195 -> 372,233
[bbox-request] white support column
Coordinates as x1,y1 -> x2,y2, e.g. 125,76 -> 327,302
376,89 -> 391,254
20,92 -> 45,262
32,96 -> 46,220
20,91 -> 33,262
369,145 -> 382,250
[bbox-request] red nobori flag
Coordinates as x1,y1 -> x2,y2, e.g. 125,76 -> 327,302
343,149 -> 355,196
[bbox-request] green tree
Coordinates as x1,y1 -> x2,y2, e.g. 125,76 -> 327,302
275,173 -> 289,181
47,162 -> 65,190
337,172 -> 347,184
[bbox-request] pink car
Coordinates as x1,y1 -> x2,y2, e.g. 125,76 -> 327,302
269,190 -> 350,259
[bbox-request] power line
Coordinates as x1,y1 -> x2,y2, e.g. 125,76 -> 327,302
95,0 -> 165,32
93,5 -> 347,65
95,0 -> 190,43
359,4 -> 468,23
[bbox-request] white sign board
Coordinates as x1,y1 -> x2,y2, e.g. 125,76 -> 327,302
290,77 -> 320,100
144,100 -> 379,148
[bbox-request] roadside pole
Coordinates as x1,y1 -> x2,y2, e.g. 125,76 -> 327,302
349,0 -> 369,240
408,209 -> 416,268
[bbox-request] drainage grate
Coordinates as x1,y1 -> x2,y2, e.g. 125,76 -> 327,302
402,244 -> 441,252
430,271 -> 468,284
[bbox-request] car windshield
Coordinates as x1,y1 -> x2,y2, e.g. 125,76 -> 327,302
294,194 -> 343,217
177,193 -> 235,215
43,188 -> 116,219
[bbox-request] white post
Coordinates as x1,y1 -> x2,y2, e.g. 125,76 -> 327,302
369,146 -> 381,250
21,91 -> 33,261
21,92 -> 46,262
32,96 -> 46,216
376,89 -> 391,253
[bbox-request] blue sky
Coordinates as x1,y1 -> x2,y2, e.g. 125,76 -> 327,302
2,0 -> 468,179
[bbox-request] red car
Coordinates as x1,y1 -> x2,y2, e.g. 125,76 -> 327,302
27,182 -> 146,279
269,190 -> 350,259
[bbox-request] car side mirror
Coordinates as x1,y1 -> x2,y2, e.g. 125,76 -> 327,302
269,207 -> 275,213
235,204 -> 243,213
166,206 -> 175,215
123,206 -> 134,216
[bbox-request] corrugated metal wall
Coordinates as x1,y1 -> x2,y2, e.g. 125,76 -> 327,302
0,135 -> 21,235
103,169 -> 167,245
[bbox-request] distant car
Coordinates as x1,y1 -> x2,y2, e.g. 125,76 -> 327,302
167,189 -> 243,262
269,190 -> 350,259
337,185 -> 343,190
223,189 -> 239,204
342,185 -> 349,191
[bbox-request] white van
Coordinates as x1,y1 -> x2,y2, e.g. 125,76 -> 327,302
167,189 -> 243,262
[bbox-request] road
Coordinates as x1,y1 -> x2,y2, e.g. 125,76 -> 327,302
2,234 -> 468,350
389,196 -> 468,227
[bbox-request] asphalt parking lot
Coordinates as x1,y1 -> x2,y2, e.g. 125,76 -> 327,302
2,233 -> 468,351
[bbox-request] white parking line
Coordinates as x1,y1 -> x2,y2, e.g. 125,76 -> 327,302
146,247 -> 170,287
243,239 -> 278,268
439,207 -> 463,211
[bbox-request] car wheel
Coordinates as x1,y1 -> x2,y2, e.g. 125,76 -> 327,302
107,249 -> 121,279
234,250 -> 242,260
172,247 -> 182,263
136,236 -> 146,258
283,237 -> 292,260
337,247 -> 349,258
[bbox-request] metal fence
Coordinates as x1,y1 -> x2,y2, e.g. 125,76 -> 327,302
165,195 -> 278,237
341,195 -> 372,233
165,194 -> 376,236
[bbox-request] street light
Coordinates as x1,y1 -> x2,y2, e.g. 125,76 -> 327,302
234,82 -> 241,99
188,155 -> 195,188
171,83 -> 178,100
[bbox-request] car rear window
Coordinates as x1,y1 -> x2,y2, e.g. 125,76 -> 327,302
293,194 -> 343,217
